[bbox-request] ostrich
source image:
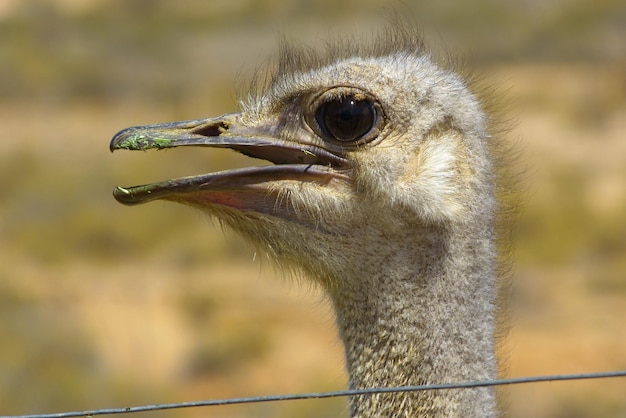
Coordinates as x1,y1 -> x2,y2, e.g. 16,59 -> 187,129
110,26 -> 510,417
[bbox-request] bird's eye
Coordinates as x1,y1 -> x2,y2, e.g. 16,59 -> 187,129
314,95 -> 377,142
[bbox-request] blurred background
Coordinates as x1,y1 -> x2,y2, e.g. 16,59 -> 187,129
1,0 -> 625,417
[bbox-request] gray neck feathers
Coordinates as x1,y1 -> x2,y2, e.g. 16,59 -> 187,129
329,216 -> 497,417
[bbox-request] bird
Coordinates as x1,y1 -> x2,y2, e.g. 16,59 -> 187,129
110,23 -> 511,417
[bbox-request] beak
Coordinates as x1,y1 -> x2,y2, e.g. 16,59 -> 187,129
110,114 -> 349,219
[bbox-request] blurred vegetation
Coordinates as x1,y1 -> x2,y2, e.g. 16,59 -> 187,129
0,1 -> 625,417
0,0 -> 624,101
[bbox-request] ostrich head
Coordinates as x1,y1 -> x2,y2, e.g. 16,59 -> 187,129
111,29 -> 494,287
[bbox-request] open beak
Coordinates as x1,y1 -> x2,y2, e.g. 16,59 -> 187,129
110,113 -> 349,219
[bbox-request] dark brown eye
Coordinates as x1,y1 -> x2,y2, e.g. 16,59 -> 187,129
315,96 -> 376,142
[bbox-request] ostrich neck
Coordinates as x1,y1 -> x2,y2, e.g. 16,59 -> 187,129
329,223 -> 498,417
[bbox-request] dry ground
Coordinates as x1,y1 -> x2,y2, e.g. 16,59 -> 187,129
1,3 -> 626,416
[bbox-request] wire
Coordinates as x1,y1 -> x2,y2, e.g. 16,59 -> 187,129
4,370 -> 626,418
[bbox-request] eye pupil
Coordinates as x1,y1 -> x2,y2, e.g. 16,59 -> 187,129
315,95 -> 376,142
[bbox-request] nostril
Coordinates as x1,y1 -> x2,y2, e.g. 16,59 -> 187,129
191,121 -> 229,137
